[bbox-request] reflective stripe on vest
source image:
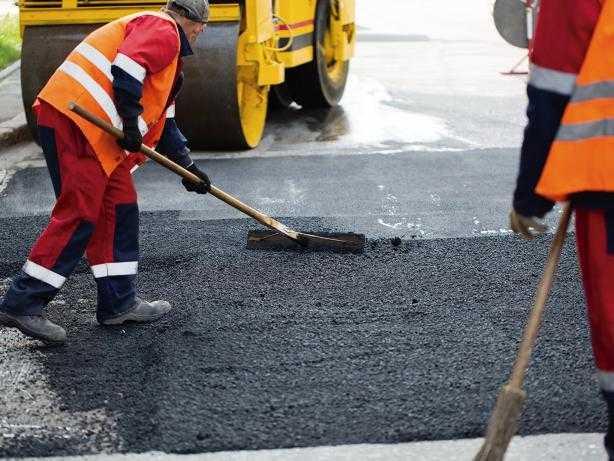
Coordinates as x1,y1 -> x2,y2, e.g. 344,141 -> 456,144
37,12 -> 179,176
71,42 -> 148,135
536,0 -> 614,202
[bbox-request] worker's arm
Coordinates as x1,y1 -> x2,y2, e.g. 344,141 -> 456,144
512,86 -> 566,219
156,70 -> 190,165
111,15 -> 180,151
156,116 -> 210,194
510,0 -> 600,238
157,118 -> 190,165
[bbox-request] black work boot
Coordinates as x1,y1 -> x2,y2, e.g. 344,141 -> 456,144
98,297 -> 171,326
0,310 -> 66,345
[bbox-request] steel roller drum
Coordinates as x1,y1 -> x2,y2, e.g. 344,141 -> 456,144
176,21 -> 247,150
21,24 -> 99,139
493,0 -> 529,49
23,22 -> 249,149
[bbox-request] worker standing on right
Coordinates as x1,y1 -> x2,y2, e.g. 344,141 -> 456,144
508,0 -> 613,457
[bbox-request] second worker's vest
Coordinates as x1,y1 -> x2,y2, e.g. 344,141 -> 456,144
38,11 -> 179,176
536,0 -> 614,202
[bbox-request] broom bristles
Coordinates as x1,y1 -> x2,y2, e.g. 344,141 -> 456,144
474,384 -> 527,461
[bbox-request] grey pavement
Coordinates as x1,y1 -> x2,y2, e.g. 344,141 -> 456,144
9,434 -> 610,461
0,62 -> 28,147
0,146 -> 563,240
0,62 -> 22,125
0,0 -> 24,144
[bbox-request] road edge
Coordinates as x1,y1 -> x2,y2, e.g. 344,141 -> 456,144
0,60 -> 20,82
5,433 -> 607,461
0,112 -> 29,149
0,60 -> 31,149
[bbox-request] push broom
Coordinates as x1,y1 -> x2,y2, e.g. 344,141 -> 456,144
69,103 -> 365,253
474,203 -> 572,461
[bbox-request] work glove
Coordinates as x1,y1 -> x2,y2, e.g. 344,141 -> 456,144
182,163 -> 211,195
509,208 -> 547,240
117,118 -> 142,153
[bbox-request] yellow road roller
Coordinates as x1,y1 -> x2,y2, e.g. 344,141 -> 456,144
18,0 -> 355,149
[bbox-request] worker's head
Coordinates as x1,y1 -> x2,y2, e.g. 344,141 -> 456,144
164,0 -> 208,44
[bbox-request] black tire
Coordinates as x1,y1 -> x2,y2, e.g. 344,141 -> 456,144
285,0 -> 350,109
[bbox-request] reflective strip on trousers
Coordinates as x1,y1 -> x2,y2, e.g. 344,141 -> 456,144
529,64 -> 576,96
556,118 -> 614,141
599,370 -> 614,392
91,261 -> 138,278
22,260 -> 66,289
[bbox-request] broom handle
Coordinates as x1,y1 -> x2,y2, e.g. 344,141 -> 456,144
509,203 -> 572,389
68,103 -> 301,240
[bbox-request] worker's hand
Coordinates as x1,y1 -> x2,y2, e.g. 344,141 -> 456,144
117,118 -> 143,153
509,208 -> 548,240
182,163 -> 211,195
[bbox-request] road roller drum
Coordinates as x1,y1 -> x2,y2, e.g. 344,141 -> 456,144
21,24 -> 98,141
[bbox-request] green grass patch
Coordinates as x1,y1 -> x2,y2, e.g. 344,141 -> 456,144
0,13 -> 21,71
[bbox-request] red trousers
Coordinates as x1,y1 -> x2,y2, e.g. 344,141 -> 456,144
1,101 -> 140,320
576,207 -> 614,394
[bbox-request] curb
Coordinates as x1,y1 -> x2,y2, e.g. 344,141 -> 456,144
0,60 -> 20,82
0,60 -> 31,148
9,434 -> 609,461
0,112 -> 30,148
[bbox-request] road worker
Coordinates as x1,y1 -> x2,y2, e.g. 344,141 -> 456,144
0,0 -> 211,345
509,0 -> 613,457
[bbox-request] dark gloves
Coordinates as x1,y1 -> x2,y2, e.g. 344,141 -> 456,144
117,118 -> 142,152
182,163 -> 211,195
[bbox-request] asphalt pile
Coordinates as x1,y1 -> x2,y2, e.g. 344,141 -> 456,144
0,212 -> 605,457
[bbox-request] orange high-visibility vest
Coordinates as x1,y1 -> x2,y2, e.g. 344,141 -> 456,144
536,0 -> 614,201
38,12 -> 179,176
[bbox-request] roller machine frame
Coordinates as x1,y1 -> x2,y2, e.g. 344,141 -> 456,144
18,0 -> 356,149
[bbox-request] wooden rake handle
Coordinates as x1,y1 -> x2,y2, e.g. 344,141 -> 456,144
68,102 -> 300,241
509,203 -> 572,389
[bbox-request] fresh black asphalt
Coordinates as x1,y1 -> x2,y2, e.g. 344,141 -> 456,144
0,211 -> 605,457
